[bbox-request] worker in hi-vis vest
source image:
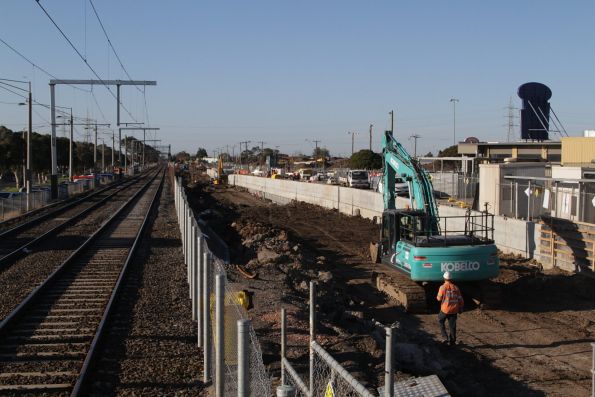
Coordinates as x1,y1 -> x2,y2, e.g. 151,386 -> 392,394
436,271 -> 464,346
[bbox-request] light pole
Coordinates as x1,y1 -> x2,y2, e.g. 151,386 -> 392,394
450,98 -> 459,146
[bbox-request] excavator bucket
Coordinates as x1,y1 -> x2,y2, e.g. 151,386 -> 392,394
370,242 -> 380,263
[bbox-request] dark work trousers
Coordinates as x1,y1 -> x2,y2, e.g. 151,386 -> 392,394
438,311 -> 458,343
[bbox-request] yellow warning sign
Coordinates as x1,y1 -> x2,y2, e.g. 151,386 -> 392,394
325,382 -> 335,397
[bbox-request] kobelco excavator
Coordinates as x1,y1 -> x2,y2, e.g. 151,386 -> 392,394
370,131 -> 500,311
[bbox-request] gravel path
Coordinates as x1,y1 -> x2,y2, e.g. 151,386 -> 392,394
86,177 -> 205,396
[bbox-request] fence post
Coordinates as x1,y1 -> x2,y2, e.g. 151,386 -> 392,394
215,273 -> 225,397
238,319 -> 250,397
514,182 -> 519,219
203,251 -> 212,383
384,326 -> 395,397
528,180 -> 532,221
281,308 -> 286,386
309,281 -> 316,395
191,223 -> 197,319
196,236 -> 203,346
591,342 -> 595,397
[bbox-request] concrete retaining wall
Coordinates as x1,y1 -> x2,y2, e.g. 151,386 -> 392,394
229,175 -> 545,264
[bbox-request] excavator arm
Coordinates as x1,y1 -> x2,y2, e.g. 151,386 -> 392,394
382,131 -> 439,234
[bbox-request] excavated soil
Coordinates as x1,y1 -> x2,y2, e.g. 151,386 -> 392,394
186,182 -> 595,397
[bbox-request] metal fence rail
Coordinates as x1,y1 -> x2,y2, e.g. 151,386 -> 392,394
279,281 -> 397,397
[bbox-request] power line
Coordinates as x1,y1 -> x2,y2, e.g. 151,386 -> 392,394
0,36 -> 90,93
87,0 -> 143,94
34,0 -> 138,122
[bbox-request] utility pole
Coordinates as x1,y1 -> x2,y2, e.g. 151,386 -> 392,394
68,109 -> 73,181
256,141 -> 265,166
347,131 -> 357,156
112,131 -> 115,170
369,124 -> 373,151
239,141 -> 250,169
450,98 -> 459,146
101,139 -> 105,172
94,124 -> 98,172
409,134 -> 420,158
389,110 -> 394,136
506,97 -> 519,142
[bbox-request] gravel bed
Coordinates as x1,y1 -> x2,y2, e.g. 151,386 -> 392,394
86,178 -> 205,396
0,177 -> 153,321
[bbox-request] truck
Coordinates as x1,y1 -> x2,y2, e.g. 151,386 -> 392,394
338,169 -> 369,188
370,131 -> 500,312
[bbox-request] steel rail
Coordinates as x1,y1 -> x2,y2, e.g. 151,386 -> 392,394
0,169 -> 154,238
0,172 -> 150,268
0,169 -> 160,334
0,168 -> 164,395
0,177 -> 123,235
72,168 -> 165,395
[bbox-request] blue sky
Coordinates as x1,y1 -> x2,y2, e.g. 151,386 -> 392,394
1,1 -> 594,157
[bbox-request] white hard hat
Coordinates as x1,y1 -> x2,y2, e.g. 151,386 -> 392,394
443,271 -> 452,280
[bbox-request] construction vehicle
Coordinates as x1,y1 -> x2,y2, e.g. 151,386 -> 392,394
212,155 -> 226,185
370,131 -> 500,311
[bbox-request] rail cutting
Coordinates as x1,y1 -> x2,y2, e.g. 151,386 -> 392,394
0,167 -> 165,395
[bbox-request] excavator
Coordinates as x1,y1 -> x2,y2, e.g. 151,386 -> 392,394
370,131 -> 500,312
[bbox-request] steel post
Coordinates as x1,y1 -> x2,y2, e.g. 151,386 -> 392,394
238,319 -> 250,397
191,223 -> 197,319
309,281 -> 316,395
384,327 -> 395,397
281,308 -> 286,386
197,236 -> 203,347
592,342 -> 595,397
203,251 -> 212,383
215,273 -> 225,397
276,385 -> 296,397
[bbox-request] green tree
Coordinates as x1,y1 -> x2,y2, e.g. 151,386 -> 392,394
196,147 -> 208,158
313,147 -> 330,160
350,149 -> 382,169
0,126 -> 24,188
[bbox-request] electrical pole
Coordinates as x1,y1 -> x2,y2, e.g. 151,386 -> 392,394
389,110 -> 394,136
347,131 -> 357,156
369,124 -> 373,151
506,97 -> 519,142
257,141 -> 265,166
94,124 -> 98,173
450,98 -> 459,146
68,109 -> 73,181
239,141 -> 250,169
112,131 -> 115,170
409,134 -> 420,158
101,139 -> 105,172
26,82 -> 32,201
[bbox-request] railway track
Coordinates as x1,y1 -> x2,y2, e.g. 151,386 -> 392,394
0,168 -> 165,396
0,171 -> 152,267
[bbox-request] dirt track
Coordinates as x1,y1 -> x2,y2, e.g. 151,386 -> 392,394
190,182 -> 595,396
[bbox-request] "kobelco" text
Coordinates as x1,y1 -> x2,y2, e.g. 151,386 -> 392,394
440,261 -> 480,272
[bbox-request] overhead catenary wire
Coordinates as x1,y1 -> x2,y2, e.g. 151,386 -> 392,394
34,0 -> 138,123
88,0 -> 143,95
0,36 -> 90,93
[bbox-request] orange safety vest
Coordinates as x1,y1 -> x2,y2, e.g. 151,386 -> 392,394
437,282 -> 464,314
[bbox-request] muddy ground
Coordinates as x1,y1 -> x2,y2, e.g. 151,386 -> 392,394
187,181 -> 595,397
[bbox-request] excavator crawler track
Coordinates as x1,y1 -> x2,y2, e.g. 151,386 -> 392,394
373,262 -> 428,313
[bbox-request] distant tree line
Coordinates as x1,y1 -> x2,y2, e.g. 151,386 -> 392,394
0,126 -> 160,188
